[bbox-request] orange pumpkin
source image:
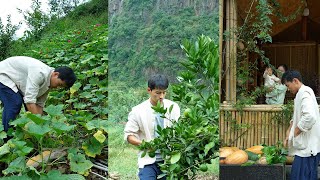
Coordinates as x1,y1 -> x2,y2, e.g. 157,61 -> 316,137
246,145 -> 264,154
224,150 -> 248,164
220,148 -> 235,158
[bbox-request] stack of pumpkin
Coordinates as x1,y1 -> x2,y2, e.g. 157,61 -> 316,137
219,145 -> 266,165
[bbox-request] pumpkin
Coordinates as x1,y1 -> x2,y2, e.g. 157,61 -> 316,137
257,156 -> 267,165
220,148 -> 235,158
224,150 -> 248,165
246,145 -> 264,154
220,146 -> 240,152
219,159 -> 225,164
286,156 -> 294,165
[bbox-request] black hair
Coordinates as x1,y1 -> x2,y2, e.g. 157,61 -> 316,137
54,66 -> 77,88
281,70 -> 302,84
278,64 -> 288,72
148,74 -> 169,90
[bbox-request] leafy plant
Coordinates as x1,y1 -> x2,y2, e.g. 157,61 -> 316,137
262,142 -> 288,165
139,35 -> 219,179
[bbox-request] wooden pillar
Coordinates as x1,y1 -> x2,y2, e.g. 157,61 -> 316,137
224,0 -> 237,103
219,0 -> 224,103
302,16 -> 307,40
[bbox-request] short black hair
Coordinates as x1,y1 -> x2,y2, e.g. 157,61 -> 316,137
281,70 -> 302,84
148,74 -> 169,90
54,66 -> 77,88
278,64 -> 288,72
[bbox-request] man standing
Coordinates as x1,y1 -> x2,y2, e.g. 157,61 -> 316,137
0,56 -> 76,132
124,74 -> 180,180
282,70 -> 320,180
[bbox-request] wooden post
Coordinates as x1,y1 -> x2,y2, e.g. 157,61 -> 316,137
302,16 -> 307,40
224,0 -> 237,103
219,0 -> 224,103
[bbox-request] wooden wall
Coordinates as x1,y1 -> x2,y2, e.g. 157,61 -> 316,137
262,42 -> 319,96
220,104 -> 289,149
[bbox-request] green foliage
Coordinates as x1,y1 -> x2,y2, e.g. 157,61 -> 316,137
18,0 -> 50,39
272,100 -> 294,124
0,0 -> 108,178
109,0 -> 218,86
139,36 -> 219,179
230,0 -> 305,106
0,16 -> 19,60
262,142 -> 288,165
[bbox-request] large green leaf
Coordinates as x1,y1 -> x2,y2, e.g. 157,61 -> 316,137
0,144 -> 10,157
44,105 -> 64,116
68,153 -> 93,176
2,157 -> 26,175
39,170 -> 85,180
170,152 -> 181,164
52,121 -> 76,134
26,113 -> 47,125
26,122 -> 51,139
85,120 -> 107,132
82,137 -> 103,157
0,175 -> 32,180
10,116 -> 30,127
93,130 -> 106,143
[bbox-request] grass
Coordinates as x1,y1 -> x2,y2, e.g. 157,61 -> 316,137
108,122 -> 220,179
108,122 -> 139,180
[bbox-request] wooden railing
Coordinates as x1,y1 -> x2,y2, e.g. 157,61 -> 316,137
220,104 -> 290,149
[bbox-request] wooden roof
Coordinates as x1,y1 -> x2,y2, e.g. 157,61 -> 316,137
236,0 -> 320,37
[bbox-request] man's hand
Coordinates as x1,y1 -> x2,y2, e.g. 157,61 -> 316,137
26,103 -> 43,114
284,137 -> 289,148
294,126 -> 302,137
127,135 -> 142,146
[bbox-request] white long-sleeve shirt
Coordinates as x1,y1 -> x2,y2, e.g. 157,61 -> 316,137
0,56 -> 53,107
288,85 -> 320,157
124,98 -> 180,168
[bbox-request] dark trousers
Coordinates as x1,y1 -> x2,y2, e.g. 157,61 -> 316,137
139,162 -> 166,180
0,82 -> 23,132
291,153 -> 320,180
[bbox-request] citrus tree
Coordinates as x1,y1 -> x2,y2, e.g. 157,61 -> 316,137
139,35 -> 220,179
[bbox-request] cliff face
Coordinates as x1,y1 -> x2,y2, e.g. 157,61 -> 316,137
109,0 -> 218,23
109,0 -> 219,85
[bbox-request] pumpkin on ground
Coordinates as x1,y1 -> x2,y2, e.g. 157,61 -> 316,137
220,148 -> 235,158
224,150 -> 248,165
246,145 -> 264,154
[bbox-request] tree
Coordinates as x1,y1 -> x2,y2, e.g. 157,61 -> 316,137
18,0 -> 50,39
0,15 -> 19,60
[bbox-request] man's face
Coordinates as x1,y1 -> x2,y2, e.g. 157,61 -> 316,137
267,67 -> 273,76
284,78 -> 300,95
50,72 -> 67,89
147,88 -> 167,105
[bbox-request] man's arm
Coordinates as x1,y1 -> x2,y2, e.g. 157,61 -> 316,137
284,121 -> 293,147
127,135 -> 142,146
26,103 -> 43,114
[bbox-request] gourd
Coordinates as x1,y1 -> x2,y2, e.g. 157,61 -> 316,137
246,145 -> 264,154
245,150 -> 259,161
257,156 -> 268,165
286,156 -> 294,165
224,150 -> 248,164
220,148 -> 235,158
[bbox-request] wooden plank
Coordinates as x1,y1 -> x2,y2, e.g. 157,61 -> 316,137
257,112 -> 262,146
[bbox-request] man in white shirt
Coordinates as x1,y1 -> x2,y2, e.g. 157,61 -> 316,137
282,70 -> 320,180
0,56 -> 76,132
124,74 -> 180,180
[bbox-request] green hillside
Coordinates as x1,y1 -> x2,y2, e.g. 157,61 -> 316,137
109,0 -> 219,86
0,0 -> 108,178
